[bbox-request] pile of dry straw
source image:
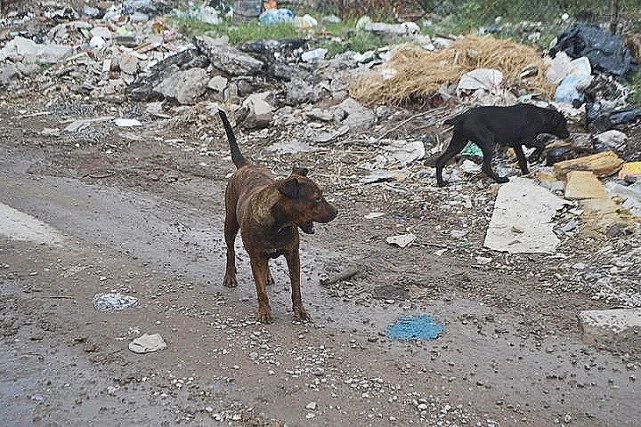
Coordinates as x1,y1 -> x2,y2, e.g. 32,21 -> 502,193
350,35 -> 555,105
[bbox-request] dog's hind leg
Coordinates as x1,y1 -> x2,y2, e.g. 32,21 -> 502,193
435,131 -> 469,186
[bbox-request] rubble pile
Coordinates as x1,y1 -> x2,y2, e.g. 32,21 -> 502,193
1,1 -> 640,313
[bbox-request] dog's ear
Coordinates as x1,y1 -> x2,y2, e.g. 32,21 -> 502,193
291,167 -> 309,177
278,176 -> 300,198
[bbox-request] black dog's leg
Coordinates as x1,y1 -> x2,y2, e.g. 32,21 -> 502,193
513,142 -> 530,175
435,131 -> 469,187
527,138 -> 545,164
473,130 -> 509,184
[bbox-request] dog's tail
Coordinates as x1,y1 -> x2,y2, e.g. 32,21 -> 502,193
443,115 -> 462,127
218,109 -> 249,168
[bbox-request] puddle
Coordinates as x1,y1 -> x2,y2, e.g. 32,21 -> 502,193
386,314 -> 445,341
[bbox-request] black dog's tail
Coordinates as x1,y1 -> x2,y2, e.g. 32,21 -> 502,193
443,115 -> 462,127
218,109 -> 249,168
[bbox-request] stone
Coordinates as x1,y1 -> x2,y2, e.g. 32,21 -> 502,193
578,309 -> 641,355
239,93 -> 273,129
618,162 -> 641,180
194,36 -> 264,76
332,98 -> 376,132
119,53 -> 139,75
564,171 -> 607,200
154,67 -> 209,105
285,78 -> 319,106
594,129 -> 627,150
128,49 -> 201,101
0,36 -> 74,64
553,151 -> 624,179
0,62 -> 19,86
207,75 -> 228,92
128,333 -> 167,354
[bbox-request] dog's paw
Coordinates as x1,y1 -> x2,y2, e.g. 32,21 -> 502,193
496,176 -> 510,184
257,309 -> 273,324
293,306 -> 311,322
223,274 -> 238,288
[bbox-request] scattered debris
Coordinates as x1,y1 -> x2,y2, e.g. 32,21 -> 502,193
92,292 -> 139,311
553,151 -> 624,179
387,314 -> 445,341
386,233 -> 417,248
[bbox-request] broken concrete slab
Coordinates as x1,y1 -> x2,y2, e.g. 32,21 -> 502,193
154,67 -> 209,105
564,170 -> 607,200
578,308 -> 641,354
194,36 -> 264,76
0,36 -> 74,64
553,151 -> 624,179
484,177 -> 569,253
128,49 -> 201,101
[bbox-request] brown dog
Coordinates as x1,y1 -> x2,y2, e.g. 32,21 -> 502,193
219,110 -> 337,323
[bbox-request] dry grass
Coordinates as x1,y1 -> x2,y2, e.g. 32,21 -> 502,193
350,35 -> 556,105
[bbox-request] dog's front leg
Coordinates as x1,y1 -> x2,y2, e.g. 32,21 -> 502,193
285,248 -> 310,321
513,143 -> 530,175
250,256 -> 273,323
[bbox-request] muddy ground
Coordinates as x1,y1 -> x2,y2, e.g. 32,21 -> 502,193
0,97 -> 640,427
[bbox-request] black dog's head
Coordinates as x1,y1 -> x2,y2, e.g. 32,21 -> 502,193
549,110 -> 571,139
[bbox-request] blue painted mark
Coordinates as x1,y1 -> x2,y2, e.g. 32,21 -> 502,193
387,314 -> 445,341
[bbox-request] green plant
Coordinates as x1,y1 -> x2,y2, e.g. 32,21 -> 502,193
626,72 -> 641,106
174,18 -> 299,44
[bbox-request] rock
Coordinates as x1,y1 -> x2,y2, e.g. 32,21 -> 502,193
301,48 -> 327,62
207,75 -> 228,92
564,171 -> 607,200
194,36 -> 264,76
553,151 -> 624,179
128,333 -> 167,354
154,67 -> 209,105
239,93 -> 273,129
618,162 -> 641,180
594,129 -> 627,150
0,62 -> 19,86
128,49 -> 201,101
386,233 -> 417,248
90,26 -> 112,40
332,98 -> 376,132
285,78 -> 319,106
119,54 -> 139,75
306,108 -> 334,122
578,309 -> 641,355
89,36 -> 107,49
0,36 -> 74,64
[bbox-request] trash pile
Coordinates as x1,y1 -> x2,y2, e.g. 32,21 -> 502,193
1,2 -> 640,247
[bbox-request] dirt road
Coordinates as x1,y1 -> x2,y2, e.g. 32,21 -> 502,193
1,103 -> 639,426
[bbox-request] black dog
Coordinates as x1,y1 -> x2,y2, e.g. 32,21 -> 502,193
435,104 -> 570,186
